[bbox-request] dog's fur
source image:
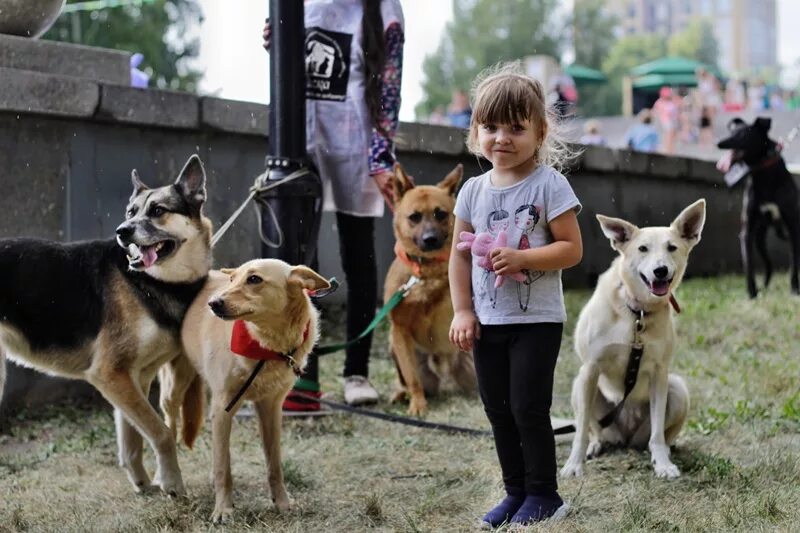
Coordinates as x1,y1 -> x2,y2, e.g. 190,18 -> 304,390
717,117 -> 800,297
384,164 -> 477,415
159,259 -> 329,523
0,155 -> 212,494
561,200 -> 706,479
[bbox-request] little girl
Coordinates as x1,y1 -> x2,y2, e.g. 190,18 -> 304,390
449,63 -> 583,527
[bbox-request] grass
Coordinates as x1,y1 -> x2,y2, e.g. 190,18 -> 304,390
1,273 -> 799,532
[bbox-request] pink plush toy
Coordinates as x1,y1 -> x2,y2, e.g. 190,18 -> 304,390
457,230 -> 526,287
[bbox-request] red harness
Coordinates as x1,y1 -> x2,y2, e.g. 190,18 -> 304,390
393,242 -> 449,277
230,320 -> 309,375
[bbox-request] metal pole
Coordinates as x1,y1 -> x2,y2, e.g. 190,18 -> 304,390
260,0 -> 322,267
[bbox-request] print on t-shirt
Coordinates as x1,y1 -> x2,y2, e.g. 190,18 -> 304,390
305,27 -> 352,101
475,194 -> 545,312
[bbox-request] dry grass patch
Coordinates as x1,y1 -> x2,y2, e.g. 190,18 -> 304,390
1,273 -> 799,532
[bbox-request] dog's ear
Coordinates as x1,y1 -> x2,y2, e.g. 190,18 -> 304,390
671,199 -> 706,246
754,117 -> 772,133
288,266 -> 330,292
175,154 -> 207,209
597,214 -> 638,251
220,267 -> 236,276
392,163 -> 415,202
436,163 -> 463,197
130,169 -> 149,200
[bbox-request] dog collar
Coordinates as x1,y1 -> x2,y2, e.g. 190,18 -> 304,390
230,320 -> 309,376
393,242 -> 450,277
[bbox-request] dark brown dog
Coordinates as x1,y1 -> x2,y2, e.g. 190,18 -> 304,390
384,164 -> 476,415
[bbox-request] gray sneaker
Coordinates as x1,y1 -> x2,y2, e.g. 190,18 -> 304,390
343,375 -> 379,406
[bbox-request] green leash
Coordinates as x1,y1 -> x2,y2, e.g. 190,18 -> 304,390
313,276 -> 419,356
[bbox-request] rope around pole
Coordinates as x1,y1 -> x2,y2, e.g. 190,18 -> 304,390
211,167 -> 311,248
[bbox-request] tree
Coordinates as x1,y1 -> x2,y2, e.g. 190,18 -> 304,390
416,0 -> 564,119
667,18 -> 719,69
573,0 -> 617,71
43,0 -> 203,91
601,34 -> 667,115
572,0 -> 618,116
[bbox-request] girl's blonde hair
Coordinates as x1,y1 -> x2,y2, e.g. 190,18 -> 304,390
466,61 -> 578,173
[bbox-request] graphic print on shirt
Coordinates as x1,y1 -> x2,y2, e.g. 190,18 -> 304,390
305,27 -> 352,101
514,202 -> 545,311
479,200 -> 510,308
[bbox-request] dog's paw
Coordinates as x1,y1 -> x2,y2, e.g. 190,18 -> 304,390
586,440 -> 603,459
560,460 -> 584,478
211,506 -> 234,524
407,396 -> 428,416
653,461 -> 681,479
157,476 -> 186,497
273,496 -> 291,513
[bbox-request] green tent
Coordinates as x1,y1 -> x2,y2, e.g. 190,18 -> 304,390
631,56 -> 706,77
564,63 -> 607,85
631,73 -> 698,91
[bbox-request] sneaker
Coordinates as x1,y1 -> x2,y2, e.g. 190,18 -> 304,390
510,494 -> 568,525
480,488 -> 525,528
343,375 -> 379,406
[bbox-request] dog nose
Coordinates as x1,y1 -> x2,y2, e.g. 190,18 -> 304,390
116,224 -> 134,240
208,299 -> 225,314
653,266 -> 669,280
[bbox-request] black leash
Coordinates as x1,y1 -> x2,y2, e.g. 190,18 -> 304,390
599,308 -> 645,428
292,391 -> 576,437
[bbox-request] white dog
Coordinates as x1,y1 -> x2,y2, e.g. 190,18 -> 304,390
561,199 -> 706,479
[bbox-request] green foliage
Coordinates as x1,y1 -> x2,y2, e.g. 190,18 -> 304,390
599,34 -> 667,115
573,0 -> 617,71
667,18 -> 719,70
42,0 -> 203,91
416,0 -> 564,119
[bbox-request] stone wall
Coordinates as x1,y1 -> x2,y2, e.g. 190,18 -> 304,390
1,73 -> 792,415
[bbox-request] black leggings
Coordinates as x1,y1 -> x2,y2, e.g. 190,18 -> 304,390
473,322 -> 563,497
303,212 -> 377,381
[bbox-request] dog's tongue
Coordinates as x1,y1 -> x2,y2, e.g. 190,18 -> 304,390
651,280 -> 670,296
140,246 -> 158,268
716,151 -> 733,172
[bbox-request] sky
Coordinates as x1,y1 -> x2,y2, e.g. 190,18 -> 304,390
196,0 -> 800,122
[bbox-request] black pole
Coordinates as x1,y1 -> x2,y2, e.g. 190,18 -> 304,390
260,0 -> 322,267
260,0 -> 323,388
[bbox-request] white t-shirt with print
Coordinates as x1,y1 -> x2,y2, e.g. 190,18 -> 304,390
454,165 -> 581,325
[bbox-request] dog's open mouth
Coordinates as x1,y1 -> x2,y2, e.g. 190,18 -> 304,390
640,273 -> 672,297
127,240 -> 177,269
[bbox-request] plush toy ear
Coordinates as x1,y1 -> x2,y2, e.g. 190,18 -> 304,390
392,163 -> 415,202
289,266 -> 330,292
597,214 -> 638,252
436,163 -> 463,197
671,199 -> 706,247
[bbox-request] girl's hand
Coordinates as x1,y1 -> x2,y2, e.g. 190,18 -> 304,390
449,310 -> 480,351
490,247 -> 525,276
262,19 -> 271,51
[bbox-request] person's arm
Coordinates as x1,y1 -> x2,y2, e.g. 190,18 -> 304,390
490,209 -> 583,274
369,22 -> 404,202
449,217 -> 480,351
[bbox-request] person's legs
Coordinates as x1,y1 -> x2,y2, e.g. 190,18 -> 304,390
473,325 -> 525,526
506,323 -> 567,524
336,212 -> 379,404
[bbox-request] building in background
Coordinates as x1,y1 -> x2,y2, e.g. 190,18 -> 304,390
604,0 -> 777,76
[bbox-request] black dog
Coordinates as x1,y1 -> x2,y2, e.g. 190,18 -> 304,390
717,117 -> 800,297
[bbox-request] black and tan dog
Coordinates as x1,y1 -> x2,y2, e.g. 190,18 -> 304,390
717,117 -> 800,297
0,154 -> 212,495
384,164 -> 476,415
